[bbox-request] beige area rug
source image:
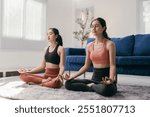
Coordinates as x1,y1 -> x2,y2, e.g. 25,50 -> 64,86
0,76 -> 150,100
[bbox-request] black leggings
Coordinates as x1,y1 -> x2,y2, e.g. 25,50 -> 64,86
65,68 -> 117,97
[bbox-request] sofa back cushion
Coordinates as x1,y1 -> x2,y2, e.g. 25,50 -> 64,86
87,38 -> 95,44
133,34 -> 150,56
111,35 -> 135,56
69,48 -> 86,55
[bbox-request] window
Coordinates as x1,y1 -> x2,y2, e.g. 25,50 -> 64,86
139,0 -> 150,33
0,0 -> 47,50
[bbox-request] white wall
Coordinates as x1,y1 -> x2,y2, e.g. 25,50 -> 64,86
0,49 -> 43,70
47,0 -> 74,47
0,0 -> 138,70
95,0 -> 137,37
74,0 -> 137,38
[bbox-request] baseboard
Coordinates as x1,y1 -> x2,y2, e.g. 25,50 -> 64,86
6,71 -> 19,77
0,72 -> 3,77
2,70 -> 44,77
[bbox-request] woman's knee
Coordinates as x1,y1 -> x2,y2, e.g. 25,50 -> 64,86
102,84 -> 117,96
92,84 -> 117,97
65,80 -> 73,90
20,74 -> 31,83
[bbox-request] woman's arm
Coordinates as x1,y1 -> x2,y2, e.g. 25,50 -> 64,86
69,44 -> 92,79
58,46 -> 65,76
108,41 -> 116,81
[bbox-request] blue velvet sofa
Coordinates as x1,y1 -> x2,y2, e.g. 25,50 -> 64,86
65,34 -> 150,76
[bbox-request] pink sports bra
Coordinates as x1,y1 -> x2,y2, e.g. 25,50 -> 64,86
90,40 -> 109,64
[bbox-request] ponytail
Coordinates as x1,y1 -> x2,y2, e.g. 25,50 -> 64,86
103,30 -> 110,40
56,35 -> 63,46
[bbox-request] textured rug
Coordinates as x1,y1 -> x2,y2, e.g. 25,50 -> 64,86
0,76 -> 150,100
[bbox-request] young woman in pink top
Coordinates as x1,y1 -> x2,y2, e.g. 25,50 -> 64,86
18,28 -> 65,88
64,17 -> 117,96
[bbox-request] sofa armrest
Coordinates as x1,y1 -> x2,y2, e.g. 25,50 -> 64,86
65,48 -> 86,56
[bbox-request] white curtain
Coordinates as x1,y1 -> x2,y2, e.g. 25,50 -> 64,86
143,1 -> 150,33
2,0 -> 46,41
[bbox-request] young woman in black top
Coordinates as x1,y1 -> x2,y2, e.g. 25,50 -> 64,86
18,28 -> 65,88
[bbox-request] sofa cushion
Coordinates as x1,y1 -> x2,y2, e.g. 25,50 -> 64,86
116,56 -> 150,65
66,56 -> 86,64
111,35 -> 135,56
65,56 -> 85,71
65,48 -> 86,55
133,34 -> 150,56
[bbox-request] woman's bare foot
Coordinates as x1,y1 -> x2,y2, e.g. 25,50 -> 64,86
26,82 -> 36,85
42,77 -> 52,83
40,77 -> 52,86
87,83 -> 95,87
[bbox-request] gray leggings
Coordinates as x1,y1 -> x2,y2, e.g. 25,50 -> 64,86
65,68 -> 117,97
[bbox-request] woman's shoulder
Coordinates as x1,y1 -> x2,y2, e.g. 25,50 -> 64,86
58,45 -> 65,52
105,39 -> 114,45
87,41 -> 94,48
58,45 -> 64,49
44,46 -> 49,51
86,41 -> 94,52
105,39 -> 115,49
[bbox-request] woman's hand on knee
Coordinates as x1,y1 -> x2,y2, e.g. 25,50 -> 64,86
18,68 -> 29,74
56,75 -> 63,83
101,77 -> 114,85
63,73 -> 72,80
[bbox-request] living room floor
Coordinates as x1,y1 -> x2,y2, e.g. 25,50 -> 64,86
0,72 -> 150,100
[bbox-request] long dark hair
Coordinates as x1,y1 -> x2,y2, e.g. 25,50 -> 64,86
91,17 -> 110,40
49,28 -> 63,46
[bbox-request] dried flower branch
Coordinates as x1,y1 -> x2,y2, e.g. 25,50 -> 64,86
73,8 -> 94,47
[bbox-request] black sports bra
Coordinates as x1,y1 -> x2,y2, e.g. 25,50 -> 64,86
45,45 -> 60,65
